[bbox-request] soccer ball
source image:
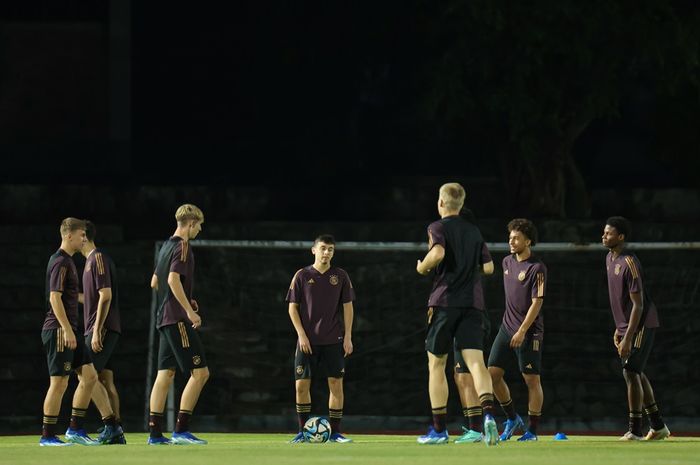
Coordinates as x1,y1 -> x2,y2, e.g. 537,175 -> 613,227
303,416 -> 332,443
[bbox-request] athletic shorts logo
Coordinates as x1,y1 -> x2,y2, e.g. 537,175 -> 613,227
329,275 -> 339,285
193,355 -> 201,366
63,362 -> 71,372
296,365 -> 304,375
518,271 -> 526,281
615,264 -> 621,275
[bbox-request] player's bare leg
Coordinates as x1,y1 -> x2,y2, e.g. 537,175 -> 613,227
291,379 -> 312,443
180,367 -> 210,411
65,365 -> 101,444
148,368 -> 175,443
640,373 -> 670,440
327,377 -> 350,441
295,379 -> 311,404
99,370 -> 121,422
521,373 -> 542,439
427,353 -> 449,407
43,376 -> 69,417
463,350 -> 498,446
488,366 -> 510,403
621,369 -> 644,440
454,372 -> 484,443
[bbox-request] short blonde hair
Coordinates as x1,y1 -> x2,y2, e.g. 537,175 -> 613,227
175,204 -> 204,224
60,217 -> 86,237
439,183 -> 466,211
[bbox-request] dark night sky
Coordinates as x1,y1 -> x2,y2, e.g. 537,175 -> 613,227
1,1 -> 699,190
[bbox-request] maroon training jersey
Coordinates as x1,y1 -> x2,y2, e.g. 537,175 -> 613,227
606,250 -> 659,335
42,249 -> 80,331
286,265 -> 355,345
154,236 -> 195,329
502,254 -> 546,339
427,216 -> 488,309
82,248 -> 121,336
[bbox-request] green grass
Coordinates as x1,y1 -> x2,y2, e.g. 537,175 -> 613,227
1,433 -> 698,465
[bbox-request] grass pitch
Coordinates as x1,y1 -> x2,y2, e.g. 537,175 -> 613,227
1,433 -> 698,465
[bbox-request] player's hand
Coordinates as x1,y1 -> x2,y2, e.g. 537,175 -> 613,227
416,260 -> 430,275
613,331 -> 620,349
343,337 -> 353,357
91,330 -> 103,352
298,334 -> 312,354
510,330 -> 525,348
64,327 -> 77,350
191,299 -> 199,312
618,337 -> 632,359
187,310 -> 202,329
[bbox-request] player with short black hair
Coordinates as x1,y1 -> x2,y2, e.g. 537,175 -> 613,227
287,234 -> 355,443
488,219 -> 546,442
40,218 -> 117,446
147,204 -> 209,445
416,183 -> 499,446
81,220 -> 125,444
602,217 -> 670,440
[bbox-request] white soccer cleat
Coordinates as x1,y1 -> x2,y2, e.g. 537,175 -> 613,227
619,431 -> 643,441
644,425 -> 670,440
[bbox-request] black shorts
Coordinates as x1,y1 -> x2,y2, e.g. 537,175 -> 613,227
294,343 -> 345,380
621,327 -> 655,374
158,321 -> 208,372
425,307 -> 485,355
488,324 -> 542,375
85,330 -> 120,372
454,311 -> 492,374
42,328 -> 89,376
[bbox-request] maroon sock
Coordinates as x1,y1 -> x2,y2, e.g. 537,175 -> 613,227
149,412 -> 163,438
175,410 -> 192,433
296,403 -> 311,432
42,415 -> 58,438
467,406 -> 483,432
432,406 -> 447,433
69,407 -> 87,430
329,409 -> 343,434
528,411 -> 541,434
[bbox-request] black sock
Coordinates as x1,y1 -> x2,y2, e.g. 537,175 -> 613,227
69,407 -> 87,430
644,403 -> 665,431
329,408 -> 343,434
629,411 -> 643,437
102,415 -> 117,427
499,399 -> 517,421
479,393 -> 496,418
432,406 -> 447,433
296,403 -> 311,432
149,412 -> 163,438
466,406 -> 483,432
42,415 -> 58,438
175,409 -> 192,433
528,410 -> 541,435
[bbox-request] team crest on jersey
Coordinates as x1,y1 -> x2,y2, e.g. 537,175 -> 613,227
615,264 -> 621,275
518,271 -> 526,281
193,355 -> 201,366
329,275 -> 339,285
296,365 -> 304,375
63,362 -> 71,372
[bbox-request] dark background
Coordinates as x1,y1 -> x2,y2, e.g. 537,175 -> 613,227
0,0 -> 699,435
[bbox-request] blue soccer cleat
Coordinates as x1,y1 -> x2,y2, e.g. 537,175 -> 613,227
39,435 -> 74,446
417,426 -> 449,444
289,431 -> 306,443
499,414 -> 524,441
517,430 -> 538,441
483,414 -> 500,446
329,432 -> 353,443
64,428 -> 100,446
97,424 -> 124,444
454,426 -> 484,443
171,431 -> 208,445
147,435 -> 172,445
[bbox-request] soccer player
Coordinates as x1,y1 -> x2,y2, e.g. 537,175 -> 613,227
81,220 -> 125,444
415,182 -> 499,446
40,218 -> 116,446
602,216 -> 670,441
287,234 -> 355,444
147,204 -> 209,445
487,219 -> 546,442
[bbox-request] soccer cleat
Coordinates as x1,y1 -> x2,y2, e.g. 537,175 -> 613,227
147,435 -> 172,445
644,425 -> 670,441
499,414 -> 524,441
417,426 -> 449,444
454,427 -> 483,443
109,434 -> 127,445
64,428 -> 100,446
171,431 -> 208,445
329,432 -> 353,443
289,432 -> 306,443
97,424 -> 124,444
517,430 -> 538,441
39,436 -> 74,446
619,431 -> 643,441
483,414 -> 499,446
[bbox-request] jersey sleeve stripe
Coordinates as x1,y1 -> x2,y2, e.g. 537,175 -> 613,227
58,266 -> 67,292
625,256 -> 639,279
536,272 -> 545,297
181,242 -> 189,263
96,253 -> 105,275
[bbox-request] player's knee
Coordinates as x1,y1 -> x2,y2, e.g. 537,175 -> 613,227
192,367 -> 209,383
80,370 -> 99,387
622,369 -> 640,383
295,380 -> 310,396
327,377 -> 343,392
522,374 -> 541,389
488,366 -> 504,382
